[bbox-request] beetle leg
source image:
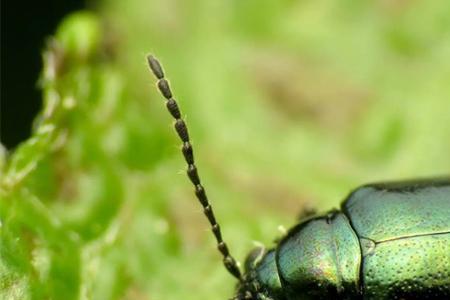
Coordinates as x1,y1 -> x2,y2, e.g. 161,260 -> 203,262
297,204 -> 317,222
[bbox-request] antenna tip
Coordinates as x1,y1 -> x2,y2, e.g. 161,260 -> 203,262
147,54 -> 164,79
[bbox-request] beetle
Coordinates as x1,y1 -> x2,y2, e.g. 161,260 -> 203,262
146,55 -> 450,300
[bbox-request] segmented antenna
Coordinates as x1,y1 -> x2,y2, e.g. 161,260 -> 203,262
147,55 -> 242,281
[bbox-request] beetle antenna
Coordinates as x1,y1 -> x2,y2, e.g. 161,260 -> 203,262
147,55 -> 243,281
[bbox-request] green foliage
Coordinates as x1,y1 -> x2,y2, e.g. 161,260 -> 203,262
2,1 -> 450,299
1,11 -> 172,299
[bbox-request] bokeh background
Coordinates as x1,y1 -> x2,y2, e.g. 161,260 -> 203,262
2,1 -> 450,299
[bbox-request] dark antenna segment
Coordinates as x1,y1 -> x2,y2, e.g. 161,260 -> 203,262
147,55 -> 243,281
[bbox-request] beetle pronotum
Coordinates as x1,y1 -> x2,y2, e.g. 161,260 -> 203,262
147,55 -> 450,300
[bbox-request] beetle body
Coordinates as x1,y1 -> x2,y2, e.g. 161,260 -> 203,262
146,55 -> 450,300
238,179 -> 450,300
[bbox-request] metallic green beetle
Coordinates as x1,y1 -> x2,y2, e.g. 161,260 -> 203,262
146,55 -> 450,300
238,179 -> 450,299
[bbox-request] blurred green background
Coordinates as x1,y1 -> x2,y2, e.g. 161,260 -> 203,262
1,1 -> 450,299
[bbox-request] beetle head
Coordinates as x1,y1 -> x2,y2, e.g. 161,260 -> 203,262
234,247 -> 283,300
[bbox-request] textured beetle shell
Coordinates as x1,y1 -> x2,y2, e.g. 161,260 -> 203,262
240,178 -> 450,300
342,179 -> 450,299
276,212 -> 361,299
